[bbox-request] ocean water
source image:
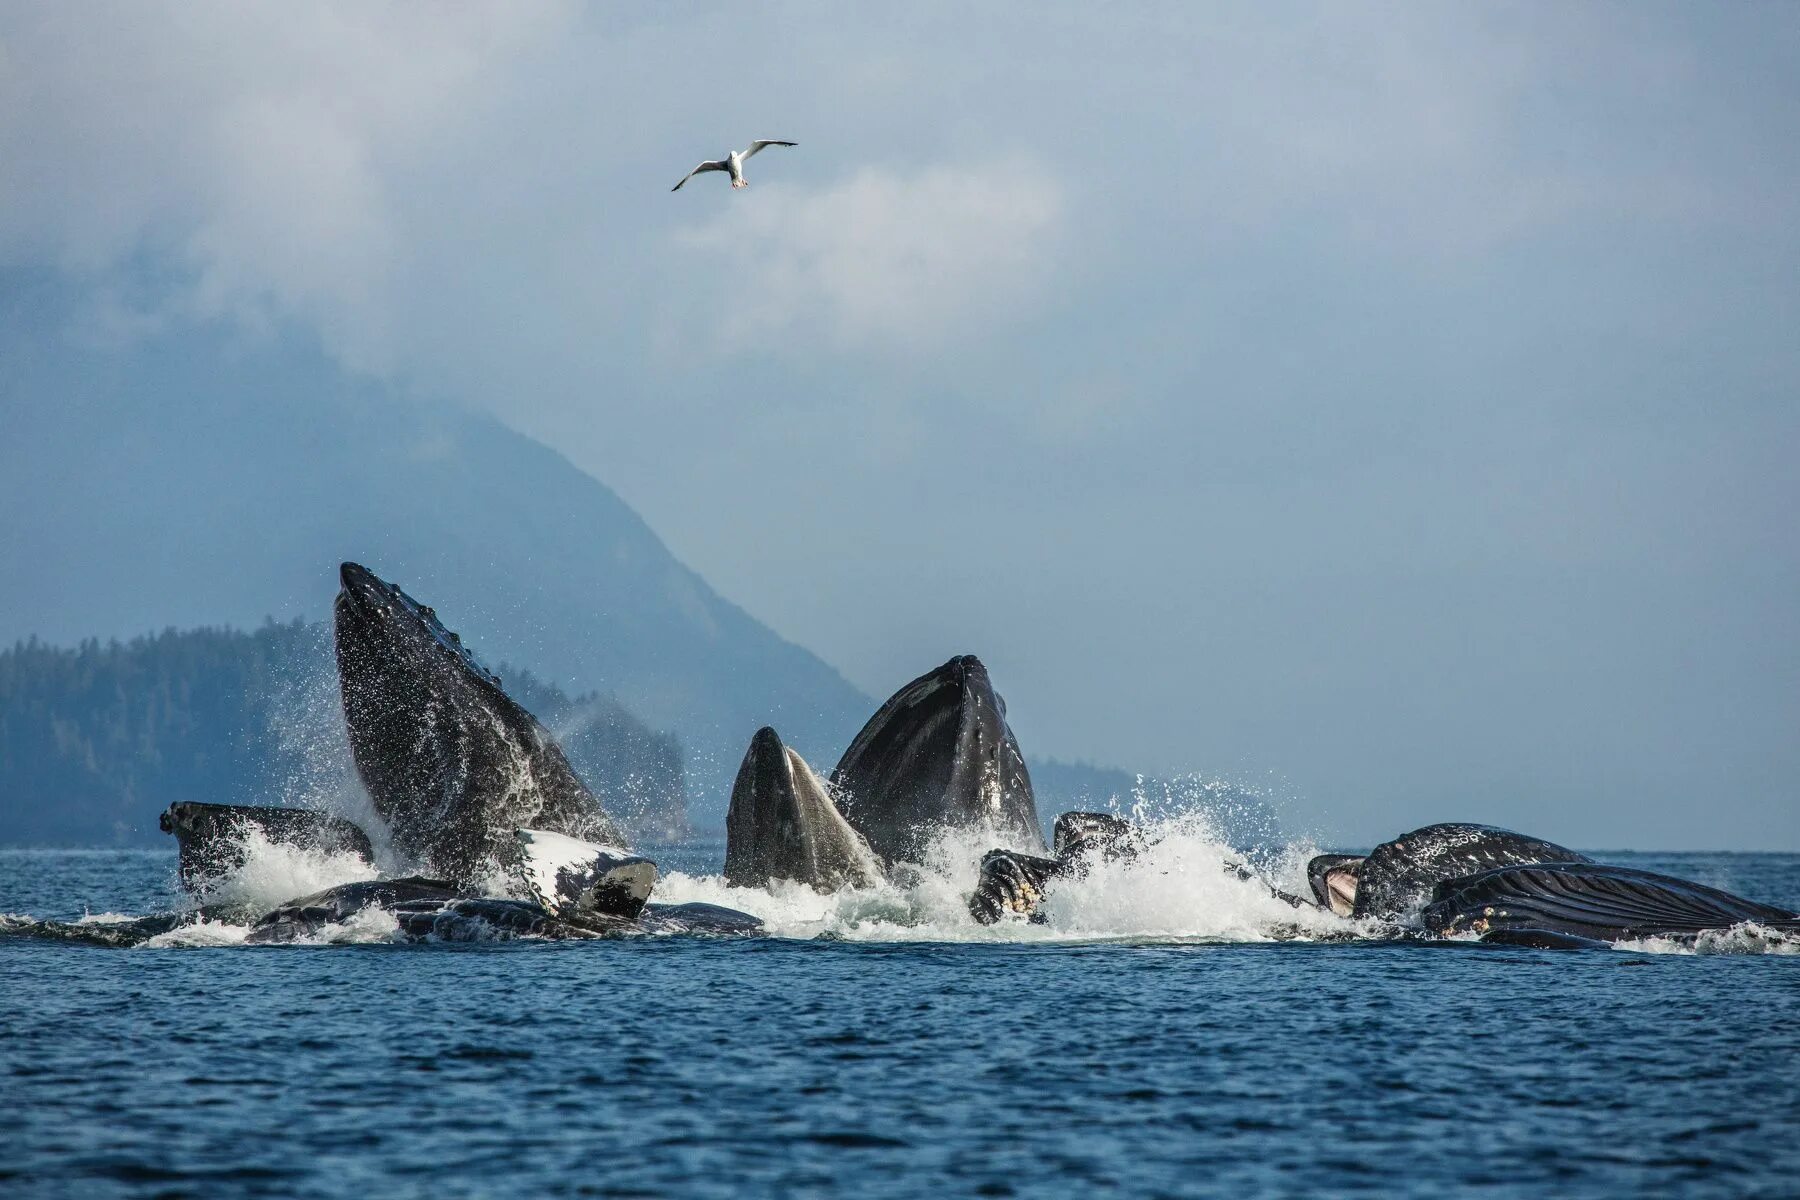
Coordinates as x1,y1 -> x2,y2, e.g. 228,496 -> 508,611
2,837 -> 1797,1199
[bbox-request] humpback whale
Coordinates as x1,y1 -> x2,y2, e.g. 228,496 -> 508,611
5,824 -> 758,947
721,655 -> 1046,890
7,562 -> 763,946
1305,823 -> 1800,945
246,872 -> 762,944
830,655 -> 1044,865
724,727 -> 881,892
1305,824 -> 1591,920
335,562 -> 623,884
1420,862 -> 1800,945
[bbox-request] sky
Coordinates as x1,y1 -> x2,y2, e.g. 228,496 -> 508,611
2,3 -> 1797,847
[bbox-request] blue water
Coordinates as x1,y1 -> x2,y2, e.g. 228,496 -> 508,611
3,846 -> 1798,1198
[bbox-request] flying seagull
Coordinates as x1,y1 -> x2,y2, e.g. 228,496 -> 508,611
671,140 -> 797,191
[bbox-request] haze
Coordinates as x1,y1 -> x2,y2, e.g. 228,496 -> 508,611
2,4 -> 1796,848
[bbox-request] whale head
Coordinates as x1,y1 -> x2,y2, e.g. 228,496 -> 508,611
1306,854 -> 1365,916
724,726 -> 880,892
333,562 -> 619,884
829,654 -> 1044,866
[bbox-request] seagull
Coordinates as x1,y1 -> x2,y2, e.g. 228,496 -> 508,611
671,140 -> 797,192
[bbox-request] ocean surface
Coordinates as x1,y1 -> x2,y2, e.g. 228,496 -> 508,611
2,838 -> 1797,1199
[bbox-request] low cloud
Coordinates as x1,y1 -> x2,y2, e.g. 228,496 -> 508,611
672,160 -> 1063,354
0,2 -> 575,372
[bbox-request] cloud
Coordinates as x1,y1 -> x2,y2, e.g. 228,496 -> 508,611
671,160 -> 1063,353
0,2 -> 575,371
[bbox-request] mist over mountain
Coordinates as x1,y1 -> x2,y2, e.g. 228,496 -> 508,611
0,295 -> 1156,832
0,302 -> 875,820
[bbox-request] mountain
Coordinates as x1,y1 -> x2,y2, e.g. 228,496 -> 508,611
0,289 -> 1166,839
0,307 -> 872,822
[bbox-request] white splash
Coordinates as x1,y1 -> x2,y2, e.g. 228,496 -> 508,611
142,917 -> 252,948
654,809 -> 1356,945
1616,922 -> 1800,956
185,824 -> 379,914
312,906 -> 402,945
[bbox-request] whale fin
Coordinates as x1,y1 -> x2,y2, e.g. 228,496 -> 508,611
1425,861 -> 1799,942
513,828 -> 657,919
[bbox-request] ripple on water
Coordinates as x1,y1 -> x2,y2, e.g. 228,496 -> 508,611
1,847 -> 1798,1198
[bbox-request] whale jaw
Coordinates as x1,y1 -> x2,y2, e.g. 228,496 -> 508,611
333,561 -> 621,884
830,655 -> 1044,867
724,727 -> 881,893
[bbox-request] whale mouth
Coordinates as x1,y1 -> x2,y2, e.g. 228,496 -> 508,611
724,727 -> 881,892
1306,853 -> 1365,916
1323,869 -> 1358,917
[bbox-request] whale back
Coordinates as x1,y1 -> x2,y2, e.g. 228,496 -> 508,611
333,562 -> 620,884
830,655 -> 1044,866
1424,861 -> 1800,942
1349,824 -> 1590,921
724,727 -> 880,892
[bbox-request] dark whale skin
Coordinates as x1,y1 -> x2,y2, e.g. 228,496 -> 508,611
724,727 -> 879,892
830,655 -> 1044,866
334,562 -> 621,884
1334,824 -> 1592,921
242,878 -> 763,943
1424,861 -> 1800,943
245,877 -> 461,943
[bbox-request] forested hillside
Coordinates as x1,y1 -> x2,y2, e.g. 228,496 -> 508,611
0,624 -> 688,846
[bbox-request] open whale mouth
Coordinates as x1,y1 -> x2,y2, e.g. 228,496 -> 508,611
1323,870 -> 1358,916
1306,854 -> 1365,917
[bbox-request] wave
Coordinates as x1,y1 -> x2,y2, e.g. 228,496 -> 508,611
1617,923 -> 1800,956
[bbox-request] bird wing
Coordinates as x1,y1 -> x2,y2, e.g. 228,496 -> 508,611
742,140 -> 797,160
672,160 -> 729,191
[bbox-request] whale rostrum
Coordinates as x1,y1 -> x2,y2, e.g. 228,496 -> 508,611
334,561 -> 623,884
724,727 -> 881,892
831,655 -> 1044,866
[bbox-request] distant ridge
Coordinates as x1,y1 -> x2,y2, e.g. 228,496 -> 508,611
0,318 -> 873,822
